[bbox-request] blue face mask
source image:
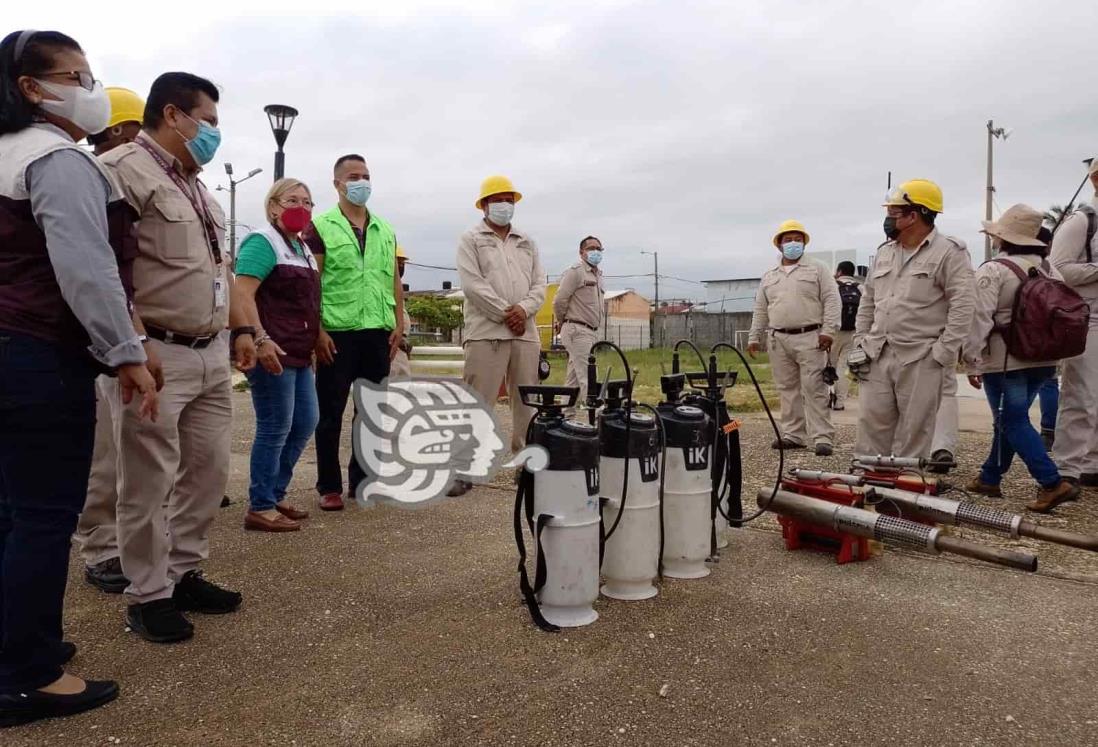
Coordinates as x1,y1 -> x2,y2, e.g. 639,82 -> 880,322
179,112 -> 221,166
781,241 -> 805,261
585,249 -> 603,266
344,179 -> 372,206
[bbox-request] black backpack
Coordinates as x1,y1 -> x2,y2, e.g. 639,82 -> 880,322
838,280 -> 861,332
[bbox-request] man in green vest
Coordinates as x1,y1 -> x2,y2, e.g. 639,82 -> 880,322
304,153 -> 404,511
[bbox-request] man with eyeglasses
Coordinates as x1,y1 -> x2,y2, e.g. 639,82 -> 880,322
100,72 -> 253,643
852,179 -> 975,460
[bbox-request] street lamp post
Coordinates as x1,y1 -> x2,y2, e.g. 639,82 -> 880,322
985,119 -> 1011,261
264,104 -> 299,181
216,162 -> 263,260
641,250 -> 659,348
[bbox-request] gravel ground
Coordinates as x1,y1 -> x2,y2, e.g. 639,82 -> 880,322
9,394 -> 1098,746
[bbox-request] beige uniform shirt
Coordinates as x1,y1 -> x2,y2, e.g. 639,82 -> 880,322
854,229 -> 975,367
748,260 -> 841,345
456,221 -> 546,343
1050,197 -> 1098,325
100,132 -> 228,337
963,253 -> 1063,375
553,260 -> 604,329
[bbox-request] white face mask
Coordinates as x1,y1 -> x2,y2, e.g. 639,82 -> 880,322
486,202 -> 514,227
35,79 -> 111,135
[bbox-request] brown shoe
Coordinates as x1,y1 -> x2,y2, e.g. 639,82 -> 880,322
318,492 -> 344,511
1026,480 -> 1081,514
275,503 -> 310,520
964,477 -> 1002,498
244,511 -> 301,532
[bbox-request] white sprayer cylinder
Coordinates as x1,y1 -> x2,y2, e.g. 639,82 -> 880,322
533,467 -> 600,627
661,447 -> 712,579
601,455 -> 661,600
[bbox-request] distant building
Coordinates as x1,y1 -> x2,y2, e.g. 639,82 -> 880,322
603,289 -> 650,350
700,277 -> 761,313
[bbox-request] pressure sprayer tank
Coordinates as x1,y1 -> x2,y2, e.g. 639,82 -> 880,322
657,403 -> 713,579
531,414 -> 602,627
600,409 -> 662,600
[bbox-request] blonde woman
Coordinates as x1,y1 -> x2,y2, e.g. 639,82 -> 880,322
231,179 -> 321,532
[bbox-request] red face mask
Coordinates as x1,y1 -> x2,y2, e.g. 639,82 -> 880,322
280,206 -> 312,234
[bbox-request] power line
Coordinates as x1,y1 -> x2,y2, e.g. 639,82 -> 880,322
407,261 -> 458,271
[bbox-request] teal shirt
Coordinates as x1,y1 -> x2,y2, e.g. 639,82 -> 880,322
235,232 -> 305,281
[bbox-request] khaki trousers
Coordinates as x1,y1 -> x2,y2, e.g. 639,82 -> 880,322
855,344 -> 946,458
74,375 -> 121,566
115,337 -> 232,604
831,330 -> 854,408
463,339 -> 539,454
390,349 -> 411,378
768,330 -> 834,447
931,368 -> 959,458
1052,327 -> 1098,479
560,322 -> 599,415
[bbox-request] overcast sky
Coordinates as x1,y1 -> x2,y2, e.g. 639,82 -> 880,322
13,0 -> 1098,302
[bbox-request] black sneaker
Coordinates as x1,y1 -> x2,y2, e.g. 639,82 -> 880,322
125,599 -> 194,643
0,679 -> 119,728
172,570 -> 241,615
84,557 -> 129,594
814,443 -> 834,457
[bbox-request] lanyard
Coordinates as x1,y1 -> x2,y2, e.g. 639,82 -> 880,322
136,138 -> 222,265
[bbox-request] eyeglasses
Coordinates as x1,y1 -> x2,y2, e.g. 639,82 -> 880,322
279,197 -> 314,209
39,70 -> 98,92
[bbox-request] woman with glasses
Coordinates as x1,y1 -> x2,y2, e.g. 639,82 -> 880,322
0,30 -> 158,725
231,179 -> 321,532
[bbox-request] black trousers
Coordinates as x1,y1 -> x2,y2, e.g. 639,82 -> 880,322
314,329 -> 391,496
0,333 -> 96,693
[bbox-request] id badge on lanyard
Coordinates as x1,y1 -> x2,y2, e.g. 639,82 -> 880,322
214,274 -> 227,309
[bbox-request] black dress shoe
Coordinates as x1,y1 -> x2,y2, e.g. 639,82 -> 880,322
220,495 -> 232,508
926,450 -> 956,474
84,557 -> 129,594
814,443 -> 834,457
770,438 -> 806,450
172,570 -> 241,615
0,679 -> 119,728
125,599 -> 194,643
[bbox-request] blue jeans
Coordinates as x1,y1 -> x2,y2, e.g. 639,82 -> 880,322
246,365 -> 319,511
0,333 -> 96,692
1038,376 -> 1059,432
980,366 -> 1059,488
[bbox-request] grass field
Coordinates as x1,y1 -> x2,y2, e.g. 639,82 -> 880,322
538,345 -> 777,412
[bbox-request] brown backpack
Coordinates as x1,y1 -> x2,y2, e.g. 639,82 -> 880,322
992,258 -> 1089,362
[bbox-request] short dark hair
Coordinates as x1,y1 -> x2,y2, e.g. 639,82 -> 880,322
580,235 -> 601,250
0,30 -> 83,135
334,154 -> 366,174
144,72 -> 219,130
836,261 -> 855,276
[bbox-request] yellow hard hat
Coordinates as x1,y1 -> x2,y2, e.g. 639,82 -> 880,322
883,178 -> 944,213
396,245 -> 409,260
476,175 -> 522,209
105,87 -> 145,129
772,219 -> 810,248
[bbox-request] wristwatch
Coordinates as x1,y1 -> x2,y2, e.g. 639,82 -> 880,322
230,326 -> 257,345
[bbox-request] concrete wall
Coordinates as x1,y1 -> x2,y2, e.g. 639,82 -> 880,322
702,279 -> 760,313
603,318 -> 650,350
653,311 -> 754,349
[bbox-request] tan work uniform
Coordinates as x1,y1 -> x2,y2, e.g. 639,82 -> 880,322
831,276 -> 861,409
553,260 -> 604,413
390,307 -> 414,377
1050,199 -> 1098,479
853,230 -> 975,459
75,376 -> 122,567
457,221 -> 547,453
748,260 -> 840,447
100,133 -> 231,604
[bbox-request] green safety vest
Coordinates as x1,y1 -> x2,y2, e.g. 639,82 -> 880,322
311,206 -> 397,331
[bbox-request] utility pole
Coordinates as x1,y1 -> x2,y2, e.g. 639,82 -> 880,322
985,119 -> 1010,261
216,163 -> 262,261
641,249 -> 659,347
